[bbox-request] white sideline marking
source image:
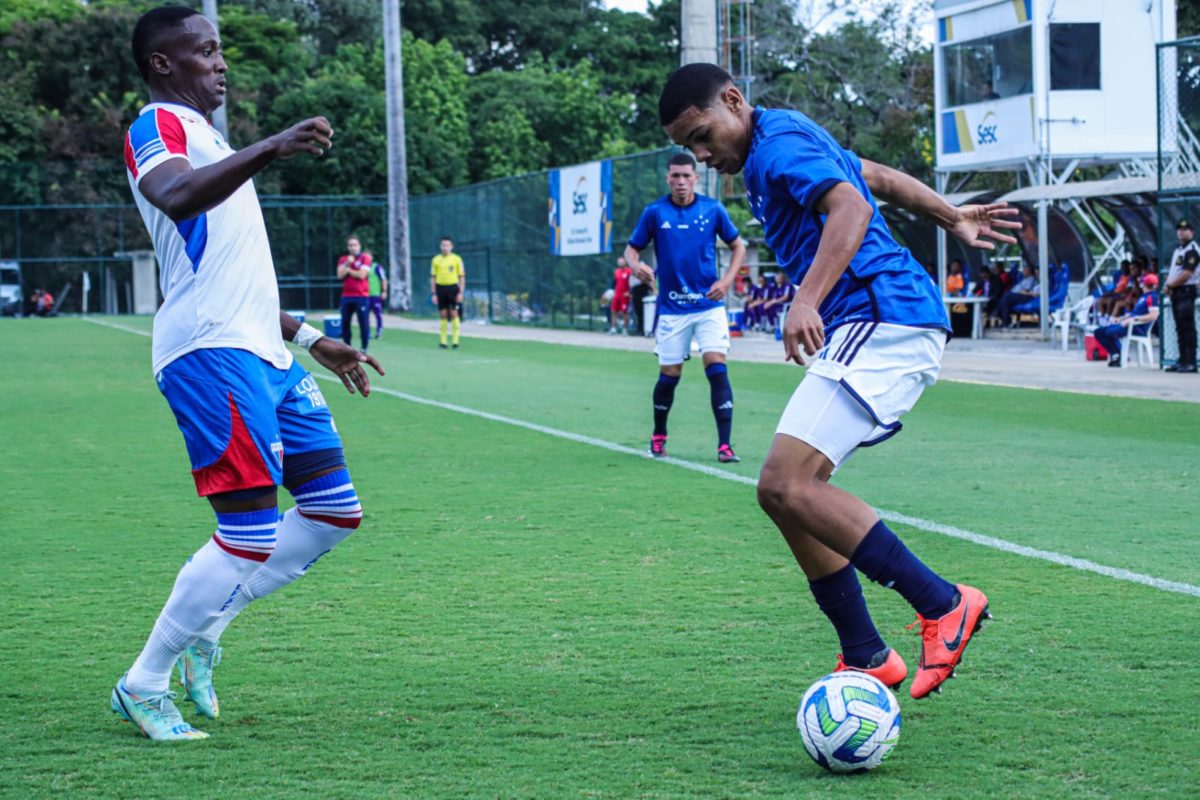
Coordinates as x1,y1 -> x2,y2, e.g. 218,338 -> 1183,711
84,317 -> 1200,599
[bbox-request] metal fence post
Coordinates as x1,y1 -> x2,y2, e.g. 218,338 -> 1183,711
486,247 -> 494,323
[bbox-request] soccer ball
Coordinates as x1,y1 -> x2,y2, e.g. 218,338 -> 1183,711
797,671 -> 902,773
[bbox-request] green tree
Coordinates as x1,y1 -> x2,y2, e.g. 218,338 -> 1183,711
473,112 -> 549,180
401,34 -> 471,194
219,6 -> 314,149
754,0 -> 935,182
467,58 -> 636,182
224,0 -> 381,56
267,42 -> 386,194
549,1 -> 679,151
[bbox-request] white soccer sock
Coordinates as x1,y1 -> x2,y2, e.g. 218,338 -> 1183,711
200,506 -> 357,643
125,537 -> 267,695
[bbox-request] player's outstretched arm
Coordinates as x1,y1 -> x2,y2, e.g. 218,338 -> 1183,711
139,117 -> 334,223
280,311 -> 384,396
859,159 -> 1020,250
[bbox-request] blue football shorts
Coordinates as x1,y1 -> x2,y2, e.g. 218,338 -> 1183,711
156,348 -> 342,496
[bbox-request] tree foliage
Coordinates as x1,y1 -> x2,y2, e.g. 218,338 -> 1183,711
0,0 -> 945,203
754,0 -> 935,182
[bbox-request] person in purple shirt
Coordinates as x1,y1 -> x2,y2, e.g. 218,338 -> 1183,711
744,273 -> 769,330
761,271 -> 796,331
658,63 -> 1019,700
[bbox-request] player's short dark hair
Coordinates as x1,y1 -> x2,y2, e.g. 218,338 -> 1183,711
658,63 -> 735,127
131,6 -> 202,82
668,152 -> 697,170
440,235 -> 453,243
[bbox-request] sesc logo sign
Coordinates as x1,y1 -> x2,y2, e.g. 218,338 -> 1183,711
977,111 -> 998,146
572,175 -> 589,215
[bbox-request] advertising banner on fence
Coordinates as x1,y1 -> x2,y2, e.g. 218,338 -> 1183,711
548,159 -> 613,256
938,95 -> 1037,170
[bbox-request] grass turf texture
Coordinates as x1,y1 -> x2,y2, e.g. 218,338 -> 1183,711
1,318 -> 1198,799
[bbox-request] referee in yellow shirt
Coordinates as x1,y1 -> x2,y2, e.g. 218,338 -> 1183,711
430,235 -> 465,348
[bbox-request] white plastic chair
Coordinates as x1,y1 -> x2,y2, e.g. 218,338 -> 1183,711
1121,317 -> 1157,369
1051,295 -> 1094,351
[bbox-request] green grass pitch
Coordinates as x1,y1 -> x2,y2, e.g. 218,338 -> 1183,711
1,318 -> 1198,799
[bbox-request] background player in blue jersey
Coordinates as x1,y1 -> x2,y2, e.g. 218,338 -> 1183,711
658,64 -> 1021,700
624,152 -> 747,463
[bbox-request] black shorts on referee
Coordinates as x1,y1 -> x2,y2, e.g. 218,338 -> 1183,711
435,284 -> 459,311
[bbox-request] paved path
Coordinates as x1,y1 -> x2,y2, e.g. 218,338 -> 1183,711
380,315 -> 1200,404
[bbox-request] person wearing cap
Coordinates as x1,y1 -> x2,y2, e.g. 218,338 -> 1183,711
1165,220 -> 1200,372
1092,273 -> 1160,368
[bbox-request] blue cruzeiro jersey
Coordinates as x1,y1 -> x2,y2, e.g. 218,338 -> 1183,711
628,193 -> 740,316
743,107 -> 948,334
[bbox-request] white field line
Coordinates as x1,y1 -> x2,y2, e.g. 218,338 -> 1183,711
85,317 -> 1200,599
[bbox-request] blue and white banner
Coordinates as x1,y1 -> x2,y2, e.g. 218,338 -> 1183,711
548,159 -> 613,256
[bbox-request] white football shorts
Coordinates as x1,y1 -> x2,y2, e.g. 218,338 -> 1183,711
655,306 -> 730,366
775,321 -> 945,470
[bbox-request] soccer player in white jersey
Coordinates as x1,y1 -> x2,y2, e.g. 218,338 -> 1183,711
111,6 -> 384,741
659,65 -> 1021,700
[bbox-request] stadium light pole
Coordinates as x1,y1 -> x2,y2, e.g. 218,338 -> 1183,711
382,0 -> 412,312
201,0 -> 229,139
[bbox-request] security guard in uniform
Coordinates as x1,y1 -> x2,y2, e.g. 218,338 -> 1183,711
1166,219 -> 1200,373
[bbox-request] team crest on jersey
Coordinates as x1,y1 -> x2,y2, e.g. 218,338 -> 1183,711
270,441 -> 284,467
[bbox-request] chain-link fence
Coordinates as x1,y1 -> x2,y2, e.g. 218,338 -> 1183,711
409,148 -> 680,329
1157,37 -> 1200,367
0,189 -> 388,316
1,148 -> 688,328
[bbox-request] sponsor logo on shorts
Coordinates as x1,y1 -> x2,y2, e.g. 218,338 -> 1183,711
294,375 -> 327,409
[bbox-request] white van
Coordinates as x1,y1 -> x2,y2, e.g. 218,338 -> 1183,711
0,261 -> 21,317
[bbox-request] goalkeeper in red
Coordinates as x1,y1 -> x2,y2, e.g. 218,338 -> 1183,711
659,64 -> 1020,699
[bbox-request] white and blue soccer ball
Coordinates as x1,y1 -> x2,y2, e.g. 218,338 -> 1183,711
797,671 -> 902,773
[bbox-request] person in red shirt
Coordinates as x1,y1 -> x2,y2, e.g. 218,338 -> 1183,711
336,235 -> 372,351
610,257 -> 633,334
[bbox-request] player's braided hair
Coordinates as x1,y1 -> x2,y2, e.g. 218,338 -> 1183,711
131,6 -> 202,82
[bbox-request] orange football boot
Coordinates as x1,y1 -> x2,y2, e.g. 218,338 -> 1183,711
910,584 -> 991,699
834,647 -> 908,691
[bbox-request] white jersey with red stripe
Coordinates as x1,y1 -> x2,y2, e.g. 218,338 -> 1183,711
124,102 -> 291,374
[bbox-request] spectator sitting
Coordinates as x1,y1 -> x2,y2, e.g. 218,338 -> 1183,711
761,271 -> 796,330
1092,273 -> 1160,367
974,263 -> 1005,322
997,264 -> 1014,292
1109,258 -> 1146,320
744,274 -> 770,331
946,260 -> 967,297
1096,260 -> 1132,318
992,264 -> 1040,328
31,288 -> 54,317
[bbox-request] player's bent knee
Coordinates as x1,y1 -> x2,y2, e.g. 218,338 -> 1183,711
290,466 -> 363,530
757,465 -> 822,520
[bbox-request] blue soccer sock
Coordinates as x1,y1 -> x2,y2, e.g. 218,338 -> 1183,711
809,564 -> 887,668
653,373 -> 680,436
704,362 -> 733,447
850,520 -> 957,619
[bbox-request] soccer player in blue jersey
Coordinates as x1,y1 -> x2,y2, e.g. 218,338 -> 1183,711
658,64 -> 1021,699
625,152 -> 747,463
